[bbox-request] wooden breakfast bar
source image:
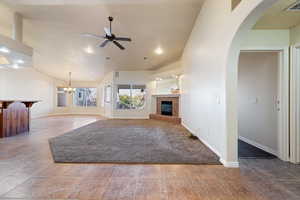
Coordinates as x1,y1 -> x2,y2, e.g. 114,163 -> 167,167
0,100 -> 38,138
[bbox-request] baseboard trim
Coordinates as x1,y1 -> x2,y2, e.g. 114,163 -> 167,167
112,116 -> 150,120
32,114 -> 51,119
182,122 -> 221,158
182,122 -> 221,157
238,136 -> 278,156
50,113 -> 103,116
220,159 -> 239,168
181,122 -> 195,134
34,113 -> 148,120
181,121 -> 239,168
33,113 -> 104,119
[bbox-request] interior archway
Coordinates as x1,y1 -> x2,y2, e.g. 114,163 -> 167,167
225,0 -> 282,165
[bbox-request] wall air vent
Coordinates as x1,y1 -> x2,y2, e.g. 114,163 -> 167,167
286,1 -> 300,11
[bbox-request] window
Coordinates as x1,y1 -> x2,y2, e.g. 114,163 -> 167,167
117,84 -> 146,110
117,85 -> 131,109
57,87 -> 67,107
73,88 -> 97,107
131,85 -> 146,109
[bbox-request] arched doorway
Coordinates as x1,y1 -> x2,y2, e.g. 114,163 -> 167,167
225,0 -> 292,166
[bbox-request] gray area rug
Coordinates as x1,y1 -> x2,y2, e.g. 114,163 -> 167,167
49,119 -> 221,165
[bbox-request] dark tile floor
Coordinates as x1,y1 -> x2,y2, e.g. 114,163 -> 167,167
238,140 -> 277,159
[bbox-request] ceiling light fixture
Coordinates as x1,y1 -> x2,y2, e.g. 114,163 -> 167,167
16,59 -> 25,64
172,74 -> 179,79
12,64 -> 19,69
0,47 -> 10,54
155,47 -> 163,55
64,72 -> 76,94
84,46 -> 94,54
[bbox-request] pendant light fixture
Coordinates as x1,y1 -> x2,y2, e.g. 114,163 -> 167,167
64,72 -> 76,94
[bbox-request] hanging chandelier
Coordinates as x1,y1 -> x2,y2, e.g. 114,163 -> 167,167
64,72 -> 76,94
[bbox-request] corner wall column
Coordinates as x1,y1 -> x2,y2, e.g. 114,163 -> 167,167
12,12 -> 23,42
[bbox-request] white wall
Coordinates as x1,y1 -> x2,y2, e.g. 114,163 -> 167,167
154,78 -> 179,94
0,2 -> 52,118
180,0 -> 231,160
153,61 -> 183,77
0,68 -> 105,118
0,68 -> 55,118
0,65 -> 181,120
151,61 -> 182,95
179,0 -> 277,166
0,3 -> 13,38
242,30 -> 290,48
238,52 -> 279,155
290,24 -> 300,45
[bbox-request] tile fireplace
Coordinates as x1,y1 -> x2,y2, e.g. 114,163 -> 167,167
150,94 -> 181,124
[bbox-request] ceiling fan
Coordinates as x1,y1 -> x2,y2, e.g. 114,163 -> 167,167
81,16 -> 132,50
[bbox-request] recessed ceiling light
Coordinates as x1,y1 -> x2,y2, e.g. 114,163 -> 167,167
0,47 -> 10,54
155,47 -> 163,55
16,59 -> 24,64
84,46 -> 94,54
12,64 -> 19,69
156,77 -> 163,81
172,74 -> 179,79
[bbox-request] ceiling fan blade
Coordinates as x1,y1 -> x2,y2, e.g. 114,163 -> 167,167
113,41 -> 125,50
115,37 -> 132,42
104,27 -> 112,36
81,33 -> 105,39
99,40 -> 110,47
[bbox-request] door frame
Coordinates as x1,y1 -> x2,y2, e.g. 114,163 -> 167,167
239,46 -> 290,161
290,44 -> 300,164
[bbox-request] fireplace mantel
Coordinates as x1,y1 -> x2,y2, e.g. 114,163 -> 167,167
152,94 -> 180,98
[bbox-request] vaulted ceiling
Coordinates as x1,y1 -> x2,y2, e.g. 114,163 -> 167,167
0,0 -> 204,81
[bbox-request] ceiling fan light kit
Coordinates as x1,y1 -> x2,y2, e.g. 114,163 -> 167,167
82,16 -> 132,50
